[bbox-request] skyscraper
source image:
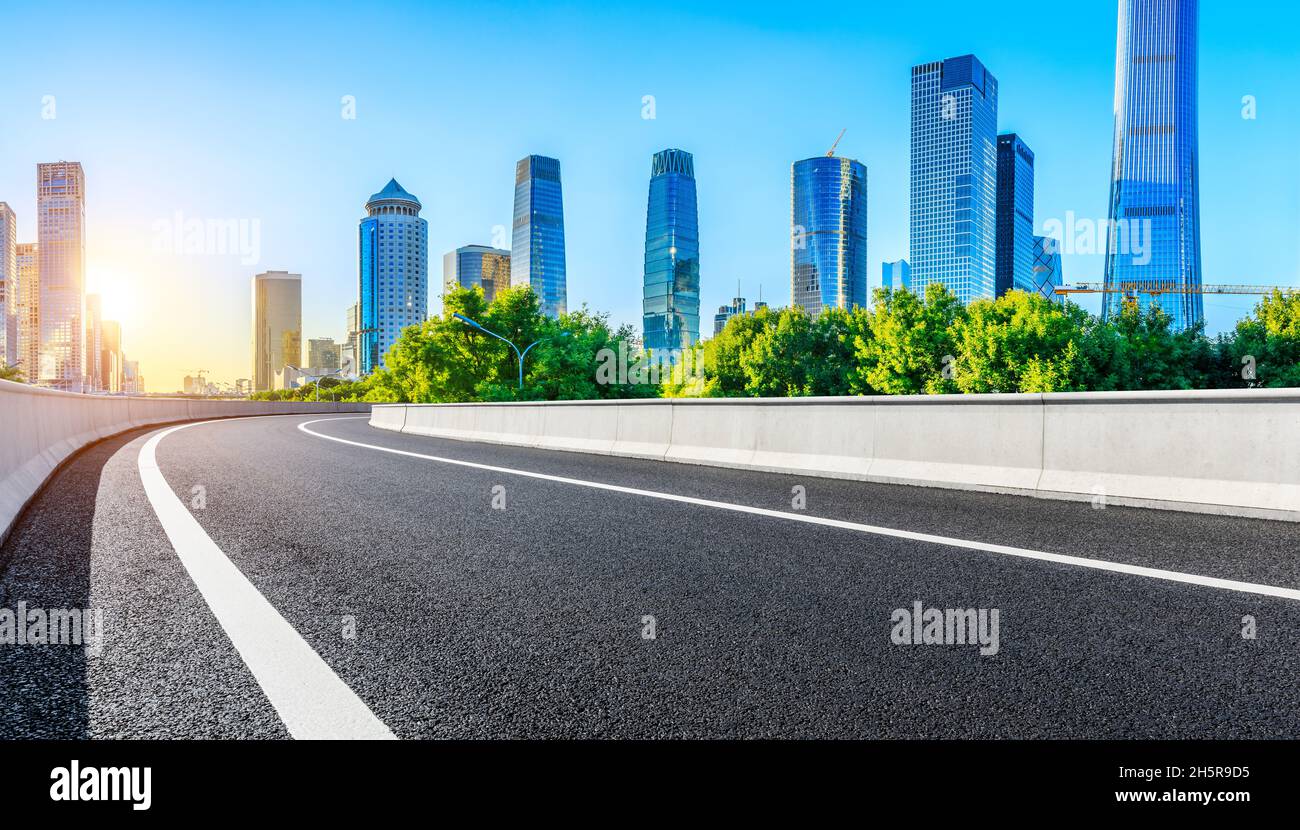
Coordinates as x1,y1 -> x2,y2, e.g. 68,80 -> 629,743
100,319 -> 122,393
358,179 -> 427,373
15,243 -> 38,381
444,245 -> 511,303
37,162 -> 87,391
342,301 -> 360,376
1103,0 -> 1202,330
0,203 -> 16,369
791,155 -> 868,316
307,337 -> 340,371
643,149 -> 701,351
995,133 -> 1036,297
84,293 -> 103,391
1032,236 -> 1065,303
882,259 -> 911,295
910,55 -> 999,304
511,155 -> 566,317
251,270 -> 302,392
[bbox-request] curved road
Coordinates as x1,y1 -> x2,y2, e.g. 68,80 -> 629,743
2,413 -> 1299,739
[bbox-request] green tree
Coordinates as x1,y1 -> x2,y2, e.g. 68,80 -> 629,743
948,290 -> 1093,393
0,363 -> 23,383
856,284 -> 964,394
1221,290 -> 1300,388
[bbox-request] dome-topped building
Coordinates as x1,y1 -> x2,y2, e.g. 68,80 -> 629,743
358,178 -> 428,373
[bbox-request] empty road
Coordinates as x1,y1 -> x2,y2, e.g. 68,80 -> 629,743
2,413 -> 1299,739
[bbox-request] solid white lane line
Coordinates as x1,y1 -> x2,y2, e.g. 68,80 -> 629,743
299,417 -> 1300,603
139,420 -> 395,740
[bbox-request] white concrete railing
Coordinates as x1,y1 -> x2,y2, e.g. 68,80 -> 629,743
0,378 -> 369,543
372,390 -> 1300,522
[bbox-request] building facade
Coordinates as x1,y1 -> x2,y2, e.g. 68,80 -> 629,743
1102,0 -> 1202,330
307,337 -> 341,372
358,179 -> 427,373
251,270 -> 302,392
15,243 -> 38,381
444,245 -> 511,303
882,259 -> 911,295
1032,236 -> 1065,303
100,319 -> 122,393
37,162 -> 87,391
0,203 -> 16,369
511,155 -> 566,317
84,293 -> 103,391
643,149 -> 701,352
791,155 -> 868,316
910,55 -> 999,305
995,133 -> 1035,297
713,295 -> 746,336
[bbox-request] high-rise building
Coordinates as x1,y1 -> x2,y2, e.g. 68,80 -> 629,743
791,155 -> 868,317
0,203 -> 16,369
444,245 -> 511,303
511,155 -> 566,317
1103,0 -> 1202,330
713,295 -> 746,336
358,179 -> 427,373
123,360 -> 141,395
15,243 -> 38,380
882,259 -> 911,295
910,55 -> 999,304
1032,236 -> 1065,303
643,149 -> 701,352
995,133 -> 1035,297
37,162 -> 88,391
307,337 -> 340,371
342,301 -> 360,376
100,319 -> 122,393
84,293 -> 103,391
251,270 -> 302,392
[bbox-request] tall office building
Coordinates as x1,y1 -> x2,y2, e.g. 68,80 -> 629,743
307,337 -> 341,371
0,203 -> 16,369
791,155 -> 868,316
84,293 -> 103,391
882,259 -> 911,295
100,319 -> 122,393
15,243 -> 38,380
444,245 -> 511,303
511,155 -> 566,317
123,360 -> 141,395
910,55 -> 999,304
1103,0 -> 1202,330
341,301 -> 360,376
358,179 -> 427,373
1032,236 -> 1065,303
643,149 -> 701,351
37,162 -> 87,391
251,270 -> 302,392
995,134 -> 1036,297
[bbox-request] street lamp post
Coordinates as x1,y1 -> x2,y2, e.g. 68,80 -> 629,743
452,313 -> 563,390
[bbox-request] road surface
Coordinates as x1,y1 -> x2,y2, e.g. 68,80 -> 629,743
2,413 -> 1298,739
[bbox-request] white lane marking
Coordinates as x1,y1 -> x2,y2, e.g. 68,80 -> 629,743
300,417 -> 1300,603
139,419 -> 396,740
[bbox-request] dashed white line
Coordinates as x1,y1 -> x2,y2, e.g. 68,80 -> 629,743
139,419 -> 395,740
300,416 -> 1300,603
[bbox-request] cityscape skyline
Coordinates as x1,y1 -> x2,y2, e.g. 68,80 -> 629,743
0,1 -> 1296,391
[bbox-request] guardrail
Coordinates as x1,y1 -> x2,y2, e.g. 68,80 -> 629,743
372,390 -> 1300,522
0,378 -> 369,543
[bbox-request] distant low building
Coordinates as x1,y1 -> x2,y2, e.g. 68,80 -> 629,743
444,245 -> 510,303
308,337 -> 340,372
714,296 -> 747,336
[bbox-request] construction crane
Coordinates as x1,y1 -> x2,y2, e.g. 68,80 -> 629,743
1054,282 -> 1291,297
826,128 -> 846,157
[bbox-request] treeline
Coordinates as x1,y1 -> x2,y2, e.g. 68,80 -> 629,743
258,283 -> 1300,403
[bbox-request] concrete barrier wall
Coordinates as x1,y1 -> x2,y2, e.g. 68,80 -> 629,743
0,378 -> 369,543
374,390 -> 1300,522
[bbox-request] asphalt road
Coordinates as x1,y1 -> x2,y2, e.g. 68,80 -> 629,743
2,412 -> 1299,739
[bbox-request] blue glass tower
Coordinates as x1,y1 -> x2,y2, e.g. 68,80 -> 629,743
358,179 -> 427,374
1032,235 -> 1064,302
512,155 -> 566,317
996,133 -> 1035,297
910,55 -> 999,304
1103,0 -> 1202,330
791,155 -> 868,316
643,149 -> 700,351
443,245 -> 510,303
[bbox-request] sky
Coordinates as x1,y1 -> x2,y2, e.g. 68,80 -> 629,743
1,0 -> 1297,392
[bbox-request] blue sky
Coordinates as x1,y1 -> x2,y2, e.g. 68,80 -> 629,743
1,0 -> 1297,390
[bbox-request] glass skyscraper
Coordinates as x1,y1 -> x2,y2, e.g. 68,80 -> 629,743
443,245 -> 511,304
1032,236 -> 1065,303
37,162 -> 87,391
359,179 -> 428,373
512,155 -> 566,317
791,155 -> 868,316
1103,0 -> 1202,330
643,148 -> 700,351
251,270 -> 301,392
910,55 -> 999,305
882,259 -> 911,295
0,202 -> 16,369
995,133 -> 1035,297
